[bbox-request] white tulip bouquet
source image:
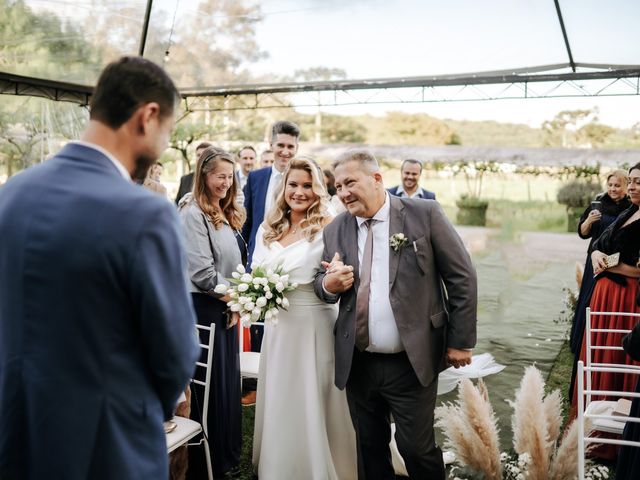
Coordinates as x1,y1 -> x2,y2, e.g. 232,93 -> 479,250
214,264 -> 298,327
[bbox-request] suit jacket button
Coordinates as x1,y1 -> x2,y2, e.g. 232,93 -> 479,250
343,332 -> 349,338
346,305 -> 352,312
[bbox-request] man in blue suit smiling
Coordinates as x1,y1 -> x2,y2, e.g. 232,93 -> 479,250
242,120 -> 300,265
0,57 -> 199,480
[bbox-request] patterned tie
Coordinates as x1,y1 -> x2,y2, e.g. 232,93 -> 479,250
355,219 -> 376,351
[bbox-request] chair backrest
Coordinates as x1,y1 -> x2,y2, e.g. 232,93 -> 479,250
577,360 -> 640,478
193,323 -> 215,436
585,308 -> 640,404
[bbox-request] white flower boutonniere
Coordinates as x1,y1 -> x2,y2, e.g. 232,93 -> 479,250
389,233 -> 409,252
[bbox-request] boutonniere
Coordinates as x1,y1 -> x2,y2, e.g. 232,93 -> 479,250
389,233 -> 409,252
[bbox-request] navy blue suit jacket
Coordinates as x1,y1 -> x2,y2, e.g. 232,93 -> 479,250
242,166 -> 272,265
387,185 -> 437,200
0,143 -> 200,480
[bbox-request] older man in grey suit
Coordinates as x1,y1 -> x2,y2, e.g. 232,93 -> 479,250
314,149 -> 477,480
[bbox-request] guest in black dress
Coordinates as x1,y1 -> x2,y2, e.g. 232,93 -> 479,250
180,147 -> 246,478
616,319 -> 640,479
570,169 -> 630,354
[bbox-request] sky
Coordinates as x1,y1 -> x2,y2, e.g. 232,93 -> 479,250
247,0 -> 640,128
21,0 -> 640,129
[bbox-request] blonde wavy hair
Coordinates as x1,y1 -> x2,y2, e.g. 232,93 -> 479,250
263,156 -> 331,245
192,146 -> 246,231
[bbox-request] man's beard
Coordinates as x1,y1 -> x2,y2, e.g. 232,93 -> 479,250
132,154 -> 156,184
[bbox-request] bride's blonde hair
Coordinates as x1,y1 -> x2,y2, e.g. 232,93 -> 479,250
263,156 -> 331,246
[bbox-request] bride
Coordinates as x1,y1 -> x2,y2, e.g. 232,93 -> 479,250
251,156 -> 357,480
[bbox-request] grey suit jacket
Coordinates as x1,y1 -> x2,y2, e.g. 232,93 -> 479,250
314,195 -> 477,389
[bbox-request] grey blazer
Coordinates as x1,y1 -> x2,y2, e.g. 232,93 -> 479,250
314,195 -> 477,389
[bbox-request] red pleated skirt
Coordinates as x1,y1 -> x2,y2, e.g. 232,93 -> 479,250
571,275 -> 640,459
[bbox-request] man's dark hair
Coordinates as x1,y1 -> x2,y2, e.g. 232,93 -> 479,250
90,56 -> 179,129
401,158 -> 423,173
237,145 -> 256,156
196,142 -> 213,151
271,121 -> 300,143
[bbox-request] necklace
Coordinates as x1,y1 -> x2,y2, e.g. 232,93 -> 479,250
290,220 -> 304,234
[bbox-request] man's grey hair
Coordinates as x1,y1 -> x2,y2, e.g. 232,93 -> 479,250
332,148 -> 380,173
401,158 -> 423,173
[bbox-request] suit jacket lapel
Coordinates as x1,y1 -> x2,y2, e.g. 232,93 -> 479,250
388,196 -> 406,289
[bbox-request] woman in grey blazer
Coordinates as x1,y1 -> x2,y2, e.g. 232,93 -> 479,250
180,147 -> 247,478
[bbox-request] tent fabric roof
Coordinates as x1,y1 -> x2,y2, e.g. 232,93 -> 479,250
2,0 -> 639,102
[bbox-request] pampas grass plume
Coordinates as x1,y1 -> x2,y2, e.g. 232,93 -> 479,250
511,366 -> 551,480
549,418 -> 593,480
435,378 -> 502,480
543,389 -> 563,453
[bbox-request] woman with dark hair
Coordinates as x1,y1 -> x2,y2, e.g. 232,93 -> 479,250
571,163 -> 640,459
570,169 -> 631,354
180,146 -> 246,478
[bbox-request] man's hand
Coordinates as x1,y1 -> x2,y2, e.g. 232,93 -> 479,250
446,348 -> 472,369
322,252 -> 354,294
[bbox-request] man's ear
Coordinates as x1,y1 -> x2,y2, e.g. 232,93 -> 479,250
137,102 -> 161,134
373,171 -> 384,184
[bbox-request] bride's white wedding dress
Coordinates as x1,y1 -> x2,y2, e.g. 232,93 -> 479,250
251,225 -> 357,480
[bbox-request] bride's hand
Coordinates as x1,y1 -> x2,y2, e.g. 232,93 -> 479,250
321,252 -> 344,274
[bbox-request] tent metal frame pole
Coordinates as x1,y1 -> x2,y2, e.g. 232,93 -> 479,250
138,0 -> 154,57
554,0 -> 576,72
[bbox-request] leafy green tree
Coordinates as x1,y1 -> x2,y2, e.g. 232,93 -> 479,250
542,109 -> 595,147
577,122 -> 614,148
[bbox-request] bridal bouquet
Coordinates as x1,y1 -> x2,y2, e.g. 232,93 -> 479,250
214,264 -> 297,327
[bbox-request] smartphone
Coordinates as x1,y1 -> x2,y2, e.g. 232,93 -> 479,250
591,200 -> 602,211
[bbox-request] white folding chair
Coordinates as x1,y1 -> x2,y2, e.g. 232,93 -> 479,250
239,322 -> 260,390
166,323 -> 215,480
577,308 -> 640,478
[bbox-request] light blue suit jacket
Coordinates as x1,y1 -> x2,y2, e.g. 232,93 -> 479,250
0,143 -> 200,479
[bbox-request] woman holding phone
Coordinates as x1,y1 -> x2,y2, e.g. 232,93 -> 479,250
569,169 -> 630,355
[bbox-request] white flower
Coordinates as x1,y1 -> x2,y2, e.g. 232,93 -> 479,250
240,313 -> 251,327
214,284 -> 228,294
263,285 -> 270,292
232,271 -> 241,279
282,297 -> 289,308
252,307 -> 261,317
240,273 -> 253,283
230,303 -> 241,312
265,310 -> 273,321
250,311 -> 261,321
244,302 -> 255,311
276,297 -> 282,305
280,274 -> 289,283
252,277 -> 263,285
275,282 -> 284,292
238,296 -> 248,304
256,297 -> 267,308
291,282 -> 298,289
237,283 -> 249,292
266,268 -> 274,276
236,264 -> 246,274
265,291 -> 273,299
270,307 -> 279,315
268,273 -> 280,283
229,291 -> 238,299
258,277 -> 269,285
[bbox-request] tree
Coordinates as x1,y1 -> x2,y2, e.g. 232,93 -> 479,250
541,109 -> 596,147
169,121 -> 217,173
578,122 -> 614,148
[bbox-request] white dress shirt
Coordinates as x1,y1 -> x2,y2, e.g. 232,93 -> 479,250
396,185 -> 425,199
70,141 -> 131,181
237,170 -> 249,190
263,166 -> 284,221
355,194 -> 404,353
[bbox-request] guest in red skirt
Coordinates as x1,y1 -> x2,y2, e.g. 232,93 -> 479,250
572,163 -> 640,459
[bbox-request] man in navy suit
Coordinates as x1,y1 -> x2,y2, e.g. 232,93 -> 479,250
0,57 -> 199,480
242,120 -> 300,265
388,158 -> 436,200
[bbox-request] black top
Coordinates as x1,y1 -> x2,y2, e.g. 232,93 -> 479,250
593,204 -> 640,266
578,193 -> 632,248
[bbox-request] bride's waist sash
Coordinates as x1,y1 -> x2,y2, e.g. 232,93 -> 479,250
285,283 -> 328,307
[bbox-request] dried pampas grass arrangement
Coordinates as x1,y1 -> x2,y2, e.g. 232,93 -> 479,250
436,365 -> 606,480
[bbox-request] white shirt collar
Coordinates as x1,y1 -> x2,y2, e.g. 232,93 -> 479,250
70,140 -> 131,181
271,165 -> 284,179
356,193 -> 390,227
396,184 -> 422,198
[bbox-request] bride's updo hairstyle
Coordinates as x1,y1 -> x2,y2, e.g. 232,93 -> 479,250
263,156 -> 331,245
